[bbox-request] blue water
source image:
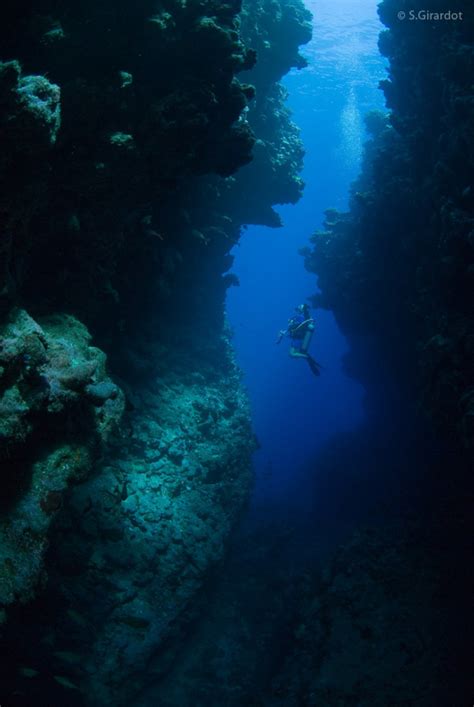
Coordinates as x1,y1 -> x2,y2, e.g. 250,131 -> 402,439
226,0 -> 387,507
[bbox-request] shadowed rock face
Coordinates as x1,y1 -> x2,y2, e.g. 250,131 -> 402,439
303,0 -> 474,448
290,2 -> 473,704
269,522 -> 466,707
0,0 -> 256,323
0,0 -> 311,703
0,309 -> 124,607
35,339 -> 256,705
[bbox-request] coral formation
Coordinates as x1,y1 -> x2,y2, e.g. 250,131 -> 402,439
229,0 -> 312,226
0,60 -> 60,152
0,309 -> 123,607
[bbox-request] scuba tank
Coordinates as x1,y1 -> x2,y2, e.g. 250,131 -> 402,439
301,321 -> 315,353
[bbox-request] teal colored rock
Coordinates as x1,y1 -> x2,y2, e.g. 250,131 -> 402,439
40,334 -> 255,704
0,62 -> 61,152
0,309 -> 124,607
17,74 -> 61,145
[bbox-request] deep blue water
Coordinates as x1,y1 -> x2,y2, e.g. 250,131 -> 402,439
227,0 -> 387,508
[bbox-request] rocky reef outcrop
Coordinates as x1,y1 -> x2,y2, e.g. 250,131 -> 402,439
0,0 -> 311,703
229,0 -> 312,226
270,521 -> 469,706
0,0 -> 256,323
0,308 -> 123,608
303,0 -> 474,449
294,2 -> 473,703
4,337 -> 254,705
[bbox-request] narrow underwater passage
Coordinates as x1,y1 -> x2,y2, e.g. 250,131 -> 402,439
160,0 -> 473,698
149,5 -> 474,702
140,5 -> 427,702
226,0 -> 386,510
1,0 -> 472,703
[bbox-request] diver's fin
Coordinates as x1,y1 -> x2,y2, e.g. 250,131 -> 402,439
307,355 -> 321,376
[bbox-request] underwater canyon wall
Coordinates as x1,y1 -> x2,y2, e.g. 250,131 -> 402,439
303,0 -> 474,449
276,2 -> 474,704
0,0 -> 311,703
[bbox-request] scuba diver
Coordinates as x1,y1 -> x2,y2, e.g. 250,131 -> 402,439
276,303 -> 321,377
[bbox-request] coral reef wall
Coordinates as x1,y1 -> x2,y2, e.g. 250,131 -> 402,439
303,0 -> 474,448
270,521 -> 468,707
289,3 -> 474,704
0,0 -> 311,703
